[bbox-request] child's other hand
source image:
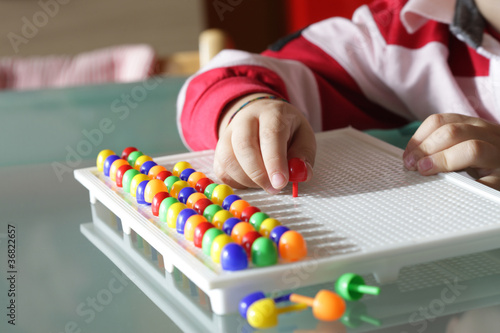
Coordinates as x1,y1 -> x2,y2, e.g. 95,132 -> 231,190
214,93 -> 316,194
403,113 -> 500,189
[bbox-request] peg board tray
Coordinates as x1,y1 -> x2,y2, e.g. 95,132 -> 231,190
74,128 -> 500,314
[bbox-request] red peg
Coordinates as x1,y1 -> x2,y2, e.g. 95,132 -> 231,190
152,192 -> 170,216
121,146 -> 138,160
241,206 -> 261,222
195,178 -> 214,193
156,170 -> 173,181
288,158 -> 307,197
194,222 -> 215,248
241,231 -> 262,257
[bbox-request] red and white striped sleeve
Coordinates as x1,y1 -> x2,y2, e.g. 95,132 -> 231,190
177,0 -> 488,151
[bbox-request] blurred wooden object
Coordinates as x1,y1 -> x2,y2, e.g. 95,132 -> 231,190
203,0 -> 286,53
159,29 -> 228,75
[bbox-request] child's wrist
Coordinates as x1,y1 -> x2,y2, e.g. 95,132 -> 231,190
218,93 -> 281,137
227,95 -> 289,125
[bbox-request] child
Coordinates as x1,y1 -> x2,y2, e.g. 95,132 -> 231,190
177,0 -> 500,193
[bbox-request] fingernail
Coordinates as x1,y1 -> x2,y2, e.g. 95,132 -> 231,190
404,154 -> 416,169
271,173 -> 286,189
418,157 -> 433,172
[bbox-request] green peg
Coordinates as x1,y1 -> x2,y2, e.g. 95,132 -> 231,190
335,273 -> 380,301
204,183 -> 219,200
165,176 -> 180,192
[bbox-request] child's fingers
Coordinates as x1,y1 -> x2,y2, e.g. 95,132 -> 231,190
213,141 -> 254,189
416,140 -> 500,175
477,170 -> 500,191
258,107 -> 294,191
404,123 -> 490,170
231,118 -> 278,193
404,114 -> 479,158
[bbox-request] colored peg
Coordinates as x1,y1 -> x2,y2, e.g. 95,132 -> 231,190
164,176 -> 180,192
193,222 -> 214,248
246,298 -> 307,329
177,187 -> 197,204
212,209 -> 233,229
184,215 -> 208,242
166,202 -> 186,228
195,177 -> 214,193
269,225 -> 289,247
116,164 -> 133,187
240,206 -> 260,222
202,228 -> 224,255
140,160 -> 157,175
127,150 -> 143,167
172,161 -> 192,177
121,146 -> 138,160
239,291 -> 291,318
179,168 -> 196,181
341,302 -> 381,328
151,192 -> 170,216
148,165 -> 167,179
241,231 -> 262,257
259,218 -> 281,237
229,200 -> 251,219
288,158 -> 307,197
155,170 -> 172,181
220,243 -> 248,271
136,180 -> 150,204
204,183 -> 219,200
334,273 -> 380,301
279,230 -> 307,261
144,179 -> 168,204
187,171 -> 206,188
193,198 -> 213,215
251,237 -> 278,267
289,290 -> 346,321
109,159 -> 129,182
249,212 -> 270,232
203,204 -> 223,222
158,197 -> 179,223
210,234 -> 234,263
134,155 -> 153,171
129,174 -> 150,197
222,194 -> 241,210
96,149 -> 115,172
170,180 -> 189,199
176,208 -> 198,234
222,217 -> 242,235
211,184 -> 234,205
122,169 -> 140,193
103,155 -> 120,177
231,222 -> 255,244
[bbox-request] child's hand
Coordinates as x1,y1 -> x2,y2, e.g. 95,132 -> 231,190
403,113 -> 500,189
214,93 -> 316,194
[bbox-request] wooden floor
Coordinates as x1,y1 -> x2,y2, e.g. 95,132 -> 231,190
0,0 -> 203,58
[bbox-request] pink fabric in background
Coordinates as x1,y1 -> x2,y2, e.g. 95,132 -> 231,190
0,44 -> 157,91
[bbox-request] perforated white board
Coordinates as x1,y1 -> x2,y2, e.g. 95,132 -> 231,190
74,128 -> 500,314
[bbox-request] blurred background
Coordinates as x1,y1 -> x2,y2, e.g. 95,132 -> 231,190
0,0 -> 370,71
0,0 -> 371,165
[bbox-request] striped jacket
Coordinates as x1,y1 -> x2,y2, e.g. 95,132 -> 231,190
177,0 -> 500,151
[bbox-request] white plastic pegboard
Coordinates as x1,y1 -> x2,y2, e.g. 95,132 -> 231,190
74,128 -> 500,314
